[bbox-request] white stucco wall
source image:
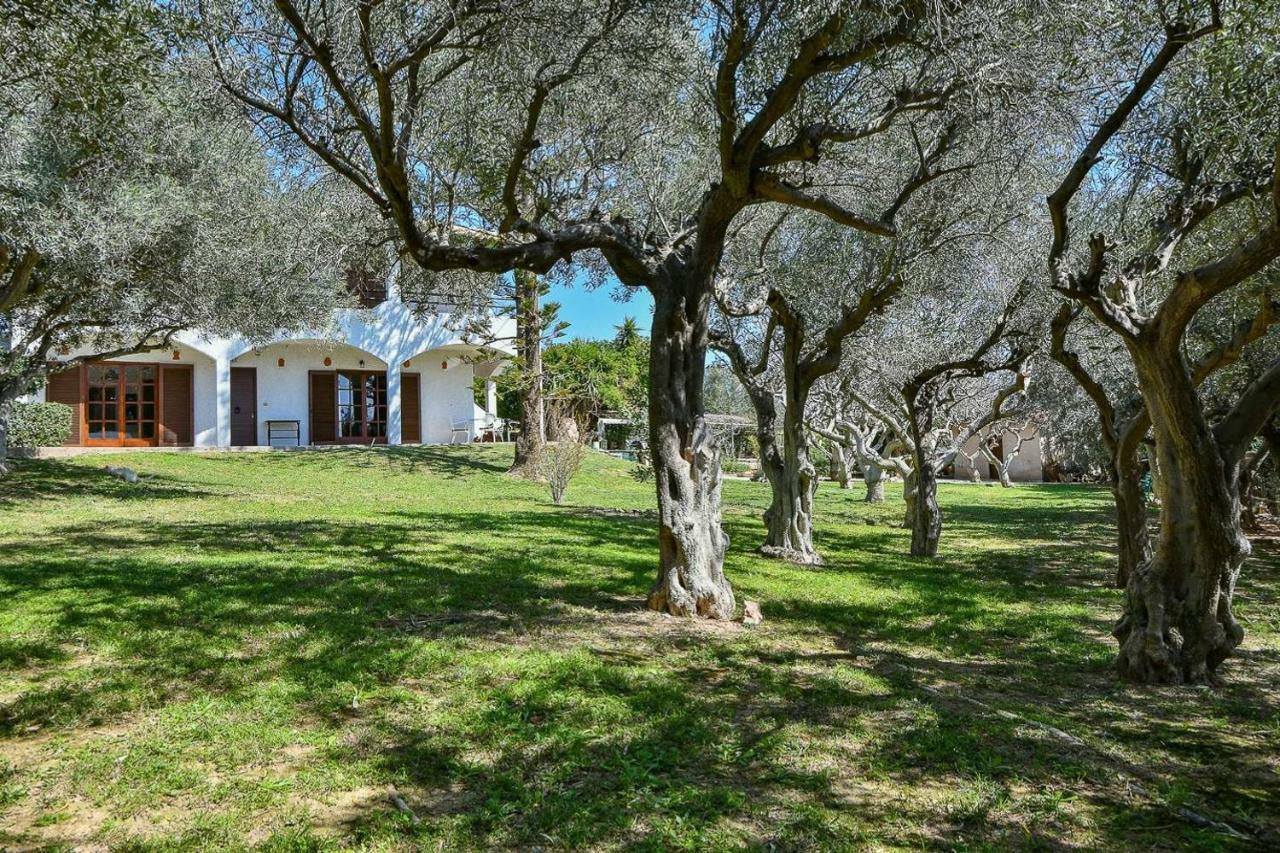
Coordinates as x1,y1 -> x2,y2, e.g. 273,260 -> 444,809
952,424 -> 1045,483
232,341 -> 389,446
28,298 -> 512,448
416,354 -> 477,444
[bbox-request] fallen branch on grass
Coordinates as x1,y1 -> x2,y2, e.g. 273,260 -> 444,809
386,786 -> 421,825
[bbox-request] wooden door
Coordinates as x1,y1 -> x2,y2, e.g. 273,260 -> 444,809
84,363 -> 159,446
230,367 -> 257,446
402,374 -> 421,443
159,366 -> 194,446
309,371 -> 336,443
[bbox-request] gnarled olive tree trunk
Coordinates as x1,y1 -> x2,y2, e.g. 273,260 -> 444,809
0,394 -> 13,475
510,270 -> 546,474
863,460 -> 885,503
908,456 -> 941,558
760,400 -> 821,564
1111,458 -> 1150,589
1114,351 -> 1246,684
902,467 -> 918,530
646,283 -> 734,619
744,379 -> 819,563
0,320 -> 12,472
1263,420 -> 1280,517
831,443 -> 854,489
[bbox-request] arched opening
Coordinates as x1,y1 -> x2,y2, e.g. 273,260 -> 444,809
231,340 -> 387,446
42,341 -> 218,448
399,344 -> 507,444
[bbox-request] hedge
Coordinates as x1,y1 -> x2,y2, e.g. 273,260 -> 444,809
6,401 -> 73,448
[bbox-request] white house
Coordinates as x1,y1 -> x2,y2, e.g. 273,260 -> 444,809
30,278 -> 512,450
950,423 -> 1046,483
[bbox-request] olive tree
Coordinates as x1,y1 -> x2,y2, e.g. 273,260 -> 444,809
0,2 -> 348,468
709,217 -> 908,564
199,0 -> 1042,617
845,285 -> 1036,556
810,393 -> 906,502
1043,0 -> 1280,683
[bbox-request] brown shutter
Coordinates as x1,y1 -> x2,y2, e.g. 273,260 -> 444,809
402,373 -> 421,443
159,366 -> 193,446
309,371 -> 336,443
44,365 -> 82,445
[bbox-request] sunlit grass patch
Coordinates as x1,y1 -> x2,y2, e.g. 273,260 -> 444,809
1,446 -> 1276,849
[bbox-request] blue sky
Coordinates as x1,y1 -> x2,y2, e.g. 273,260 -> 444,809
546,277 -> 653,342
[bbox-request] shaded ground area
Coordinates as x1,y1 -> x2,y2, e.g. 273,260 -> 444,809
1,446 -> 1276,850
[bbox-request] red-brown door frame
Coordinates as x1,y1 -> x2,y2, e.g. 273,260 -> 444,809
80,361 -> 162,448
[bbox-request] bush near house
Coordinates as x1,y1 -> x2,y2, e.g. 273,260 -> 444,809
5,402 -> 72,449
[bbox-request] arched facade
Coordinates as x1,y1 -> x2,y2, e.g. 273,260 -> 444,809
33,296 -> 511,449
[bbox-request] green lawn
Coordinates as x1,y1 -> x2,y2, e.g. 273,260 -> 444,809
1,447 -> 1277,850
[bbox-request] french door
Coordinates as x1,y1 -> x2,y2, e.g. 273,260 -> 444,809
85,363 -> 158,446
335,370 -> 388,442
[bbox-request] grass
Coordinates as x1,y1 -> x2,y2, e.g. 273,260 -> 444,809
0,445 -> 1277,850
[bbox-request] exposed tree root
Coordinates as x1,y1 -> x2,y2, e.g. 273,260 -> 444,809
758,544 -> 823,565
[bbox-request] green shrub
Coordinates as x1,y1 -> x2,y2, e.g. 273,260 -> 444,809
809,442 -> 831,471
6,402 -> 73,448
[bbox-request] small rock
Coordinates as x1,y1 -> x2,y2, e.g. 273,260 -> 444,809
742,600 -> 763,625
863,517 -> 877,525
105,465 -> 140,483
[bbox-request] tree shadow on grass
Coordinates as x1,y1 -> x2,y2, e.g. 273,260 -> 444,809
0,458 -> 216,506
0,509 -> 657,736
3,495 -> 1278,847
287,444 -> 512,478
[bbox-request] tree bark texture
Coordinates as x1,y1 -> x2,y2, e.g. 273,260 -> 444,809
902,468 -> 918,530
646,281 -> 735,619
863,460 -> 885,503
760,396 -> 821,564
909,455 -> 942,557
1114,348 -> 1248,684
0,394 -> 12,475
509,269 -> 546,475
1111,458 -> 1151,589
831,443 -> 854,489
747,380 -> 819,563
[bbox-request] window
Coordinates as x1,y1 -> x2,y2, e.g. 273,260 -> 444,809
87,365 -> 120,440
123,365 -> 157,439
345,269 -> 388,309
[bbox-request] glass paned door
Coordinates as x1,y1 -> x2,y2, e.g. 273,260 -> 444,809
86,363 -> 158,445
337,371 -> 361,438
335,370 -> 387,441
86,365 -> 120,440
364,373 -> 387,438
123,366 -> 157,440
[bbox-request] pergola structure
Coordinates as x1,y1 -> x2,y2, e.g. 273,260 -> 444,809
594,412 -> 754,458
